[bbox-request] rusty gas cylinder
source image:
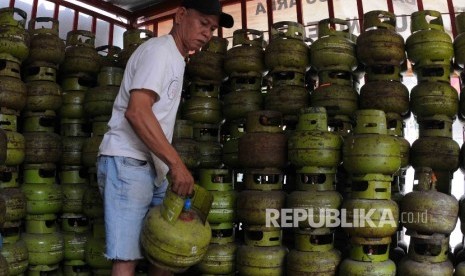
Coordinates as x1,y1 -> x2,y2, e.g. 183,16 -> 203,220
238,110 -> 287,169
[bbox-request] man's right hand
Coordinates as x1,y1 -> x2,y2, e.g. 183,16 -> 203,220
169,161 -> 194,197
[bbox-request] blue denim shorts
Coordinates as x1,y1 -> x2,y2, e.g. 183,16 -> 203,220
97,155 -> 168,260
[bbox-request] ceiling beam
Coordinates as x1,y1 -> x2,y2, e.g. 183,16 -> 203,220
134,13 -> 174,28
43,0 -> 243,29
131,0 -> 181,22
132,0 -> 241,25
45,0 -> 130,28
73,0 -> 132,18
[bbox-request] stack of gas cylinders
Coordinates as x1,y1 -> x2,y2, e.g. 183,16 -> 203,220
13,10 -> 65,276
286,106 -> 343,274
0,7 -> 30,275
196,169 -> 237,275
221,28 -> 266,172
2,3 -> 465,275
310,18 -> 358,137
264,21 -> 310,126
236,110 -> 288,275
356,10 -> 411,267
339,109 -> 401,275
183,37 -> 227,173
183,36 -> 235,275
398,10 -> 461,275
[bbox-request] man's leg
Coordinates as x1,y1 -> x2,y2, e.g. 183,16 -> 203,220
97,156 -> 156,275
112,260 -> 138,276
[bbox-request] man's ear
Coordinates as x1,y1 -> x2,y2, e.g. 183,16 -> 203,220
174,7 -> 188,25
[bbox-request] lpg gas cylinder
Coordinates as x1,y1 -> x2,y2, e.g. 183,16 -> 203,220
61,180 -> 86,214
343,110 -> 401,175
342,198 -> 399,238
236,244 -> 287,276
401,167 -> 458,235
1,187 -> 27,224
221,120 -> 245,168
407,235 -> 449,264
288,107 -> 342,169
243,167 -> 284,191
225,29 -> 265,76
141,186 -> 213,273
410,131 -> 460,175
182,94 -> 222,124
460,195 -> 465,235
0,58 -> 27,112
61,30 -> 101,75
196,242 -> 236,275
26,17 -> 65,66
82,168 -> 103,219
186,37 -> 228,84
0,8 -> 29,63
237,190 -> 286,225
172,120 -> 200,169
410,81 -> 458,119
1,225 -> 29,275
23,132 -> 62,164
23,65 -> 62,112
287,188 -> 342,229
385,113 -> 410,168
61,215 -> 90,262
359,80 -> 409,116
193,123 -> 222,168
265,71 -> 309,121
96,45 -> 121,68
398,256 -> 453,276
207,189 -> 236,225
357,10 -> 406,66
84,67 -> 123,119
238,110 -> 287,169
84,219 -> 112,270
311,18 -> 357,72
339,254 -> 396,275
0,114 -> 26,166
81,121 -> 107,168
21,163 -> 62,215
61,135 -> 87,166
22,214 -> 64,266
310,71 -> 359,118
265,21 -> 309,72
222,76 -> 263,121
406,10 -> 453,67
118,28 -> 153,68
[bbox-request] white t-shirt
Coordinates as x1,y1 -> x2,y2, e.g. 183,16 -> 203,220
99,34 -> 185,186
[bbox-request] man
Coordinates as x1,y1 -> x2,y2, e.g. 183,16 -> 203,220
97,0 -> 234,275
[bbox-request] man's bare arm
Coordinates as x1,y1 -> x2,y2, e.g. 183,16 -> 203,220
124,89 -> 194,196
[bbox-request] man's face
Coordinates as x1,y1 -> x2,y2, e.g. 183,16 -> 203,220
179,8 -> 219,52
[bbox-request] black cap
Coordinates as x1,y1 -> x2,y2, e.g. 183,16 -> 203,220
182,0 -> 234,28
